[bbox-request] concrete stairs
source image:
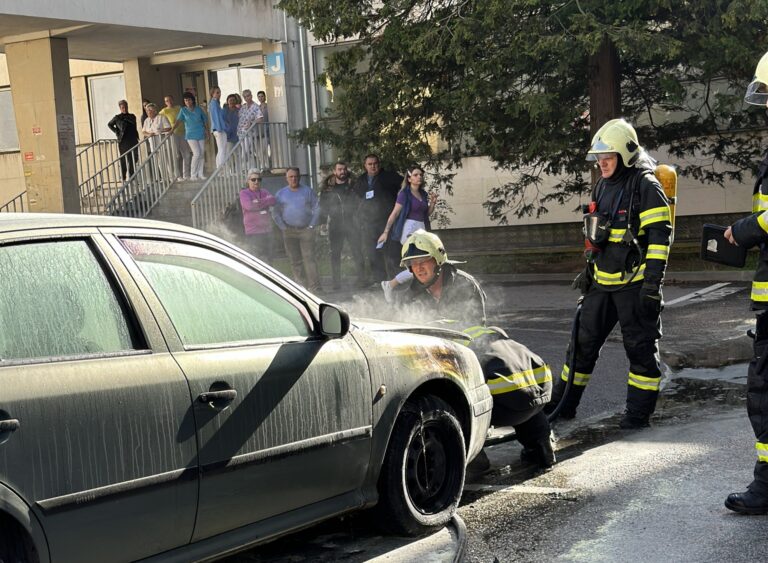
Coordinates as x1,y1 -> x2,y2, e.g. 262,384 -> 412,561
146,179 -> 204,227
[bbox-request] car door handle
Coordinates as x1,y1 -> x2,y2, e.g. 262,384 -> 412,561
198,390 -> 237,403
0,419 -> 20,432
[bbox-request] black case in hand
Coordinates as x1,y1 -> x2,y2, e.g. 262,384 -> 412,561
700,224 -> 747,268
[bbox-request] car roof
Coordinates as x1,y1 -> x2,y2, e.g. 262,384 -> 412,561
0,213 -> 199,234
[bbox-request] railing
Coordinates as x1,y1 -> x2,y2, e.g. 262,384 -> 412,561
191,122 -> 291,229
77,139 -> 120,188
102,134 -> 178,218
0,191 -> 27,213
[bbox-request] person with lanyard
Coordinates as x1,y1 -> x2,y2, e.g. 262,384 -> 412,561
352,154 -> 403,284
171,92 -> 209,181
377,164 -> 438,302
545,118 -> 673,430
398,230 -> 556,470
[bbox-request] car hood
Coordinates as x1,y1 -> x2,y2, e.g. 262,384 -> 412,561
352,318 -> 467,342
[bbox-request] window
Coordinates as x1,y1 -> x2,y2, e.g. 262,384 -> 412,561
0,88 -> 19,152
0,240 -> 140,361
122,239 -> 311,346
88,74 -> 126,141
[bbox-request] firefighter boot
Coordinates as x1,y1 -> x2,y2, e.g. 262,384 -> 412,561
619,410 -> 650,429
725,490 -> 768,515
520,434 -> 557,470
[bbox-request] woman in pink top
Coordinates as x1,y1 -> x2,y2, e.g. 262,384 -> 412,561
240,168 -> 277,263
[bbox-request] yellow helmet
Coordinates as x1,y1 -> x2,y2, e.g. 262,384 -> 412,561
746,50 -> 768,106
400,230 -> 448,268
586,118 -> 641,167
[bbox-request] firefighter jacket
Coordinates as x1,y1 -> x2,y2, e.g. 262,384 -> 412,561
589,164 -> 673,288
402,265 -> 551,423
732,151 -> 768,309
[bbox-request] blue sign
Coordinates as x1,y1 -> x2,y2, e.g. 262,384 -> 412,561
265,52 -> 285,76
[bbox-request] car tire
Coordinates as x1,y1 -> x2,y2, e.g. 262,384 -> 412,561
0,518 -> 37,563
376,395 -> 466,536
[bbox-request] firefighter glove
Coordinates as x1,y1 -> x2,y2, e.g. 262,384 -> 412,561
572,267 -> 591,294
638,279 -> 662,316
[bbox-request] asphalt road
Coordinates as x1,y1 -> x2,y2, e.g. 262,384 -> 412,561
226,278 -> 759,562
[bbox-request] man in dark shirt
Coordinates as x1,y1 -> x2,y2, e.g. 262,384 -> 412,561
108,99 -> 140,181
319,161 -> 363,289
352,153 -> 403,283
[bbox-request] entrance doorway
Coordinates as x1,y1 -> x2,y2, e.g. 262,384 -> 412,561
210,66 -> 266,100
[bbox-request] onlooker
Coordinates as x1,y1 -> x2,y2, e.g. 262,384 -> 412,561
224,94 -> 240,159
108,100 -> 140,181
272,167 -> 321,291
352,154 -> 403,283
209,86 -> 228,169
378,165 -> 438,302
319,161 -> 363,289
256,90 -> 271,167
141,102 -> 171,151
172,92 -> 209,181
257,90 -> 269,123
160,95 -> 192,181
238,89 -> 264,168
140,98 -> 151,126
240,169 -> 277,263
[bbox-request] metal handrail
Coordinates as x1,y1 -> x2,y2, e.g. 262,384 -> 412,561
191,122 -> 291,229
77,139 -> 120,196
0,191 -> 28,213
102,133 -> 178,218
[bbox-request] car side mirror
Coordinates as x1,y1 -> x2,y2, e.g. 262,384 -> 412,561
319,303 -> 350,338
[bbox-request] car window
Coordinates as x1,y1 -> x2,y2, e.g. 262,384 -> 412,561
0,239 -> 140,361
121,238 -> 311,346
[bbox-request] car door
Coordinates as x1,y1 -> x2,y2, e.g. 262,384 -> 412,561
109,232 -> 373,541
0,231 -> 198,563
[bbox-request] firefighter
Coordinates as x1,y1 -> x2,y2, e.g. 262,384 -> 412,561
545,118 -> 673,429
722,49 -> 768,515
398,230 -> 556,469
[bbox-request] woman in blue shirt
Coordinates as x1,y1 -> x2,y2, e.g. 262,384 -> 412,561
172,92 -> 209,180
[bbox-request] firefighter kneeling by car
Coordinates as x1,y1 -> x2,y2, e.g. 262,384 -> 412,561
396,229 -> 556,469
545,118 -> 673,429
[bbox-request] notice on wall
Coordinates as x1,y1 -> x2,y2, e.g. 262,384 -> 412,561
32,126 -> 42,136
57,114 -> 75,152
24,152 -> 34,161
57,114 -> 74,133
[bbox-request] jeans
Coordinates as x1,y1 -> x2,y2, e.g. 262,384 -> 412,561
213,131 -> 228,168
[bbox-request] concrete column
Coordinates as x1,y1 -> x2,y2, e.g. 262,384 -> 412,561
5,36 -> 78,213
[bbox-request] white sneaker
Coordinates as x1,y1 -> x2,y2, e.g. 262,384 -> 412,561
381,280 -> 394,303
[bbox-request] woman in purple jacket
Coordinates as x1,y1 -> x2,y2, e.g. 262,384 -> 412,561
240,169 -> 277,263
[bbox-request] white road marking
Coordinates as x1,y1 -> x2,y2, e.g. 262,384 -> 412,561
665,283 -> 741,306
464,484 -> 572,495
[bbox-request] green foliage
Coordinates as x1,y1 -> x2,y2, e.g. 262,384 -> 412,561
279,0 -> 768,222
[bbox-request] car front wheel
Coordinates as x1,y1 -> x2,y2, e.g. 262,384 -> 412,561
376,395 -> 466,536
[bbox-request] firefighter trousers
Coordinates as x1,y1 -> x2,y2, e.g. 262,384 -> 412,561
552,282 -> 663,418
747,311 -> 768,495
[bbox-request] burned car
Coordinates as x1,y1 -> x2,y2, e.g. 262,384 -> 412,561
0,214 -> 492,563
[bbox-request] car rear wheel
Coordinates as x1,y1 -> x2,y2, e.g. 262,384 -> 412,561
376,395 -> 466,536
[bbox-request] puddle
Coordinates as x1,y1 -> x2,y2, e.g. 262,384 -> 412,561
670,363 -> 748,383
